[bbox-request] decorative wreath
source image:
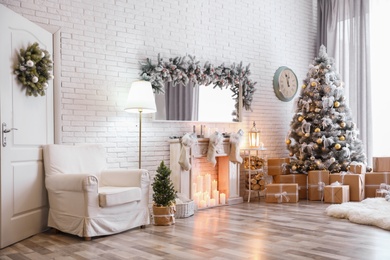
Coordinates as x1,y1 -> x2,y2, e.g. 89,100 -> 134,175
14,42 -> 53,97
139,54 -> 257,111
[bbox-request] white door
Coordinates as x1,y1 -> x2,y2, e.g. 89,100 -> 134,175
0,5 -> 54,248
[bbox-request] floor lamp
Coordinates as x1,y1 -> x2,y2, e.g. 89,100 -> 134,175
124,81 -> 156,169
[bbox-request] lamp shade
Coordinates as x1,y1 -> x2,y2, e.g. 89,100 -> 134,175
124,81 -> 156,114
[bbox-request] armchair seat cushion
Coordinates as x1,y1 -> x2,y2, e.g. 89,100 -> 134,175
99,186 -> 141,207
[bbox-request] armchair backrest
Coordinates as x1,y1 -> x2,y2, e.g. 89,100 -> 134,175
43,144 -> 107,179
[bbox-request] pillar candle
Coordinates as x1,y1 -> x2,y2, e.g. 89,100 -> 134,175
212,180 -> 218,191
197,175 -> 203,193
194,192 -> 200,207
205,173 -> 211,194
199,200 -> 206,208
220,193 -> 226,205
205,193 -> 210,207
210,198 -> 216,207
213,190 -> 219,205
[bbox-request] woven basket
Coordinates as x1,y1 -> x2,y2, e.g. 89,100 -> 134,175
175,200 -> 195,218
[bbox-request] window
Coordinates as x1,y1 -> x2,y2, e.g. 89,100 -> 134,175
370,0 -> 390,156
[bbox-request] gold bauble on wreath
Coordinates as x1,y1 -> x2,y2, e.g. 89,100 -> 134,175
298,116 -> 304,122
304,133 -> 310,137
302,84 -> 307,89
340,122 -> 346,128
314,128 -> 321,133
334,143 -> 342,150
316,138 -> 323,144
310,81 -> 317,87
339,135 -> 346,141
285,139 -> 291,145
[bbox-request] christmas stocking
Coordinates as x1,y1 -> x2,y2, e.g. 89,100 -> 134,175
229,129 -> 244,164
178,132 -> 197,171
207,131 -> 223,167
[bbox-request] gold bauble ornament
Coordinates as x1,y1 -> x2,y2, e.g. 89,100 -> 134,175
298,116 -> 304,122
339,135 -> 346,141
335,143 -> 341,150
302,84 -> 307,89
304,133 -> 310,137
292,165 -> 297,171
310,81 -> 317,87
340,122 -> 346,128
285,139 -> 291,145
334,101 -> 340,108
314,128 -> 321,133
289,152 -> 294,157
316,138 -> 323,144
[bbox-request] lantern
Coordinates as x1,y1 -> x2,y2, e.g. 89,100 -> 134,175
249,121 -> 261,148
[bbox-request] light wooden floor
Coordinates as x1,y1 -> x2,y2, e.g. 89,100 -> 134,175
1,200 -> 390,260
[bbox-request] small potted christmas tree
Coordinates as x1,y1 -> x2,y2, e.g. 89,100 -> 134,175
152,161 -> 177,226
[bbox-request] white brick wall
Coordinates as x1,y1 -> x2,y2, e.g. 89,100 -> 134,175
1,0 -> 317,175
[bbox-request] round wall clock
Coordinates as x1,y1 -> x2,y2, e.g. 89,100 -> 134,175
273,66 -> 298,102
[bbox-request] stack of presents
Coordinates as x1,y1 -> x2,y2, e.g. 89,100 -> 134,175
263,157 -> 390,204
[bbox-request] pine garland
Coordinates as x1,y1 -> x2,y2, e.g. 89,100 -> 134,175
140,54 -> 257,111
14,42 -> 53,97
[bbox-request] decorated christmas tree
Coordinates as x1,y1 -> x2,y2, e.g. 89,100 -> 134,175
152,161 -> 177,207
286,45 -> 366,173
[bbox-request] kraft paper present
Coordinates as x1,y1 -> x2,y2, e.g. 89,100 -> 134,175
267,158 -> 290,176
365,172 -> 390,198
373,157 -> 390,172
273,174 -> 307,199
308,170 -> 330,201
324,185 -> 350,204
329,173 -> 365,201
348,162 -> 366,174
265,183 -> 298,203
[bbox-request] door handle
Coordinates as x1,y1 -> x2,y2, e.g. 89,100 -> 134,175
2,123 -> 18,147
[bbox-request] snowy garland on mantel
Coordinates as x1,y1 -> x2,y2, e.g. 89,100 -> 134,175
139,54 -> 257,111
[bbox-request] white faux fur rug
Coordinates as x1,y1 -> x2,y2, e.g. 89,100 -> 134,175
326,198 -> 390,230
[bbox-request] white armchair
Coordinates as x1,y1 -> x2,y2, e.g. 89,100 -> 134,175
43,144 -> 150,240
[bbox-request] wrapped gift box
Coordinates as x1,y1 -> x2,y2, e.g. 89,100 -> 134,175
267,158 -> 290,176
324,185 -> 350,204
348,162 -> 366,174
365,172 -> 390,198
273,174 -> 307,199
308,170 -> 330,201
329,173 -> 365,201
373,157 -> 390,172
265,183 -> 298,203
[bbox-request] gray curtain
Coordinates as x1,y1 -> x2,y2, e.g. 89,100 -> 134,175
317,0 -> 372,165
165,81 -> 198,121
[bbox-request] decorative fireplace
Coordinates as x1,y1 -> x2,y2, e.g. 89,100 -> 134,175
169,138 -> 243,209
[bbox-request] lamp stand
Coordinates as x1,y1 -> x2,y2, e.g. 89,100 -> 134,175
138,109 -> 143,169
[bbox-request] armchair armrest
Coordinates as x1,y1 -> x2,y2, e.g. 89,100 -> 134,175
45,173 -> 99,192
100,169 -> 150,188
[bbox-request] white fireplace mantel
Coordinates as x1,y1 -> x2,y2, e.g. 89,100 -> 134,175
169,138 -> 243,205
